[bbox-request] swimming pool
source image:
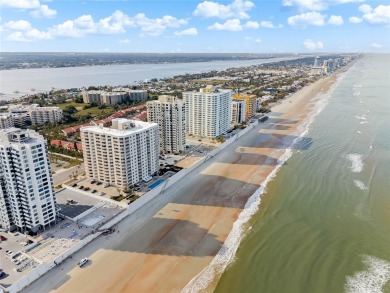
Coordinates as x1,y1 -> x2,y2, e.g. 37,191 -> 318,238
149,179 -> 165,189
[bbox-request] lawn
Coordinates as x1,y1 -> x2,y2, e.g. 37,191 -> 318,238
57,102 -> 87,111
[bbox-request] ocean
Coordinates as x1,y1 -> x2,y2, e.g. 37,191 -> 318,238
0,57 -> 293,101
211,54 -> 390,293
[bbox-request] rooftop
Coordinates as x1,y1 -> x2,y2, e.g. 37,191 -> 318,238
81,118 -> 157,137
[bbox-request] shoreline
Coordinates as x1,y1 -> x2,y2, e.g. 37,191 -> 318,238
22,68 -> 350,293
183,68 -> 348,293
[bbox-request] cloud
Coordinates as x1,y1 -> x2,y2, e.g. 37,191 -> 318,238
245,20 -> 259,29
288,12 -> 326,27
260,20 -> 283,28
50,11 -> 188,38
0,0 -> 40,9
359,4 -> 372,14
7,28 -> 51,41
371,43 -> 382,48
282,0 -> 365,11
349,16 -> 362,23
328,15 -> 343,25
208,19 -> 242,31
174,27 -> 198,36
359,4 -> 390,24
30,5 -> 57,18
134,13 -> 188,36
5,20 -> 32,30
254,38 -> 261,43
193,0 -> 255,19
303,39 -> 324,50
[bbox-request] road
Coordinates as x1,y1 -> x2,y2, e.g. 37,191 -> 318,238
53,164 -> 84,186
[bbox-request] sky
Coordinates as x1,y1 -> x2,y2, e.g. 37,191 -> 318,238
0,0 -> 389,53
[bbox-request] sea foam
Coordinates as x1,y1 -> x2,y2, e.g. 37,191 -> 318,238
181,85 -> 333,293
346,154 -> 364,173
354,180 -> 368,191
346,256 -> 390,293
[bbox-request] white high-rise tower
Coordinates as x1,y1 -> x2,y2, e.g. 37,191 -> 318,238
0,128 -> 57,233
147,95 -> 186,154
183,86 -> 232,138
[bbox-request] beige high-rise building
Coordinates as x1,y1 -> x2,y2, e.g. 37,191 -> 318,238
81,118 -> 159,189
147,95 -> 186,154
183,86 -> 232,138
232,93 -> 257,119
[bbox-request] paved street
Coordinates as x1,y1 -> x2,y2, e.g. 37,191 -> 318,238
53,164 -> 84,186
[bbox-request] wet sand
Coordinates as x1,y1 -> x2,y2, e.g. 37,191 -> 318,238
23,73 -> 341,293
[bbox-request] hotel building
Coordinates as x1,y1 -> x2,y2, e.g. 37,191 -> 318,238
147,95 -> 186,154
183,86 -> 232,138
0,128 -> 57,233
81,119 -> 159,189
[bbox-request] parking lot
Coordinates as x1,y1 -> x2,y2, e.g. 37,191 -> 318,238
0,232 -> 38,288
68,179 -> 122,203
56,188 -> 101,219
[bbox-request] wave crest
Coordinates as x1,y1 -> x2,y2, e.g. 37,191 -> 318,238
346,153 -> 364,173
181,87 -> 332,293
346,256 -> 390,293
354,180 -> 368,191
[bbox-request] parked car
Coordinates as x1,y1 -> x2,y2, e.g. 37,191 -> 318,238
0,235 -> 7,241
20,242 -> 28,246
91,189 -> 97,193
103,183 -> 110,188
71,183 -> 77,187
5,250 -> 12,256
101,228 -> 115,235
79,258 -> 89,267
12,252 -> 21,259
60,223 -> 70,229
0,271 -> 6,279
12,259 -> 20,265
99,192 -> 105,196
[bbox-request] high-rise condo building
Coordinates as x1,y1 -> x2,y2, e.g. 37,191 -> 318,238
81,118 -> 159,189
183,86 -> 232,138
231,100 -> 246,124
0,128 -> 57,233
147,95 -> 186,154
232,93 -> 257,119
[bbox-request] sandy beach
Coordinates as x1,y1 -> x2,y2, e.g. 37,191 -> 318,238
23,71 -> 343,293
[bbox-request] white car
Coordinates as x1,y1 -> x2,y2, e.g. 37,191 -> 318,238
79,258 -> 89,267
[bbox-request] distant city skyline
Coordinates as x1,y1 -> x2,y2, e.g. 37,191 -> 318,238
0,0 -> 389,53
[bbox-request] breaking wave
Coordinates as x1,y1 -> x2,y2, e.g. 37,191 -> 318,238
346,256 -> 390,293
346,154 -> 364,173
354,180 -> 368,191
181,85 -> 333,293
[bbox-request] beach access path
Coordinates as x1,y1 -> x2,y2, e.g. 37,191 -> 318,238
23,72 -> 341,293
